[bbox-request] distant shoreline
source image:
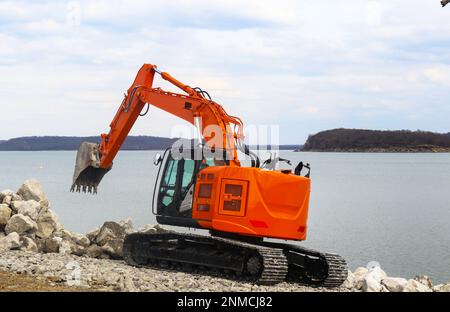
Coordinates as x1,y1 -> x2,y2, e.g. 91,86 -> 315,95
301,129 -> 450,153
296,147 -> 450,153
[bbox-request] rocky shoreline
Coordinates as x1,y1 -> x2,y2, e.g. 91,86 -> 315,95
1,179 -> 449,292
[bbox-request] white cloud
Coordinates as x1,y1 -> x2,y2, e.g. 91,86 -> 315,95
0,0 -> 449,143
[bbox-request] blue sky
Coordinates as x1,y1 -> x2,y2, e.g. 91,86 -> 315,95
0,0 -> 449,144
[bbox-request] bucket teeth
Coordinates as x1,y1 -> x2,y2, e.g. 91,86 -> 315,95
70,182 -> 99,194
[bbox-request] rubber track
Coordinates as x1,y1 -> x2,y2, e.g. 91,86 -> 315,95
123,232 -> 288,285
123,232 -> 347,287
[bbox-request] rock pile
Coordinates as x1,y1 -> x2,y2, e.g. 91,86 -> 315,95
342,266 -> 450,292
0,179 -> 163,260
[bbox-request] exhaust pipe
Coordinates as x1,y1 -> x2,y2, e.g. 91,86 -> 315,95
71,142 -> 111,194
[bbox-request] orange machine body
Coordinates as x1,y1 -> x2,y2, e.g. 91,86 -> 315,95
93,63 -> 311,242
192,166 -> 311,241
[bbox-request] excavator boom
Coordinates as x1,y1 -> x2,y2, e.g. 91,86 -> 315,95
71,64 -> 245,193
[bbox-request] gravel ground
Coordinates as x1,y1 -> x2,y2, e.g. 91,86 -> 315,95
0,250 -> 347,292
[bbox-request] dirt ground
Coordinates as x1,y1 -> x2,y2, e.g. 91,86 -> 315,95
0,270 -> 88,292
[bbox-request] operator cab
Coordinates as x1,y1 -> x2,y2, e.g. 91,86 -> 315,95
152,143 -> 228,228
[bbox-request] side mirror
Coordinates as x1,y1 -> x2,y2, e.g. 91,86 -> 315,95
153,153 -> 163,166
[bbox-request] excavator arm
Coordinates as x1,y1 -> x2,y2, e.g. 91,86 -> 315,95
71,64 -> 246,193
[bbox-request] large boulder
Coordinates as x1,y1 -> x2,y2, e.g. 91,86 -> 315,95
0,232 -> 21,253
404,279 -> 432,292
35,209 -> 61,239
11,200 -> 41,220
362,267 -> 387,292
95,221 -> 126,246
0,204 -> 12,225
20,236 -> 38,252
5,214 -> 38,235
61,230 -> 90,247
17,179 -> 49,208
382,277 -> 408,292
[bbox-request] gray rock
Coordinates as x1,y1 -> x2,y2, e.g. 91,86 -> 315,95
12,200 -> 41,220
102,238 -> 124,259
37,237 -> 62,253
61,230 -> 90,247
5,214 -> 38,235
17,179 -> 49,208
0,204 -> 12,225
86,244 -> 105,258
381,277 -> 408,292
96,221 -> 126,246
0,232 -> 21,252
20,236 -> 38,252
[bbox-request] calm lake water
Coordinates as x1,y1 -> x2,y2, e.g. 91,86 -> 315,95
1,151 -> 449,283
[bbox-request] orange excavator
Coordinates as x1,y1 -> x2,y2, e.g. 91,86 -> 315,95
71,64 -> 347,286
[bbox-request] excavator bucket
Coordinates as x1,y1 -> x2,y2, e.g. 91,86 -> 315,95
71,142 -> 111,194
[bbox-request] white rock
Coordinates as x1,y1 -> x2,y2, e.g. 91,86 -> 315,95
12,200 -> 41,220
414,275 -> 433,288
342,270 -> 356,289
17,179 -> 49,207
0,190 -> 14,202
0,204 -> 12,225
382,277 -> 408,292
432,283 -> 450,292
353,267 -> 369,290
2,195 -> 12,206
362,267 -> 387,292
404,279 -> 432,292
20,236 -> 38,252
0,232 -> 21,252
61,229 -> 90,247
5,214 -> 38,235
